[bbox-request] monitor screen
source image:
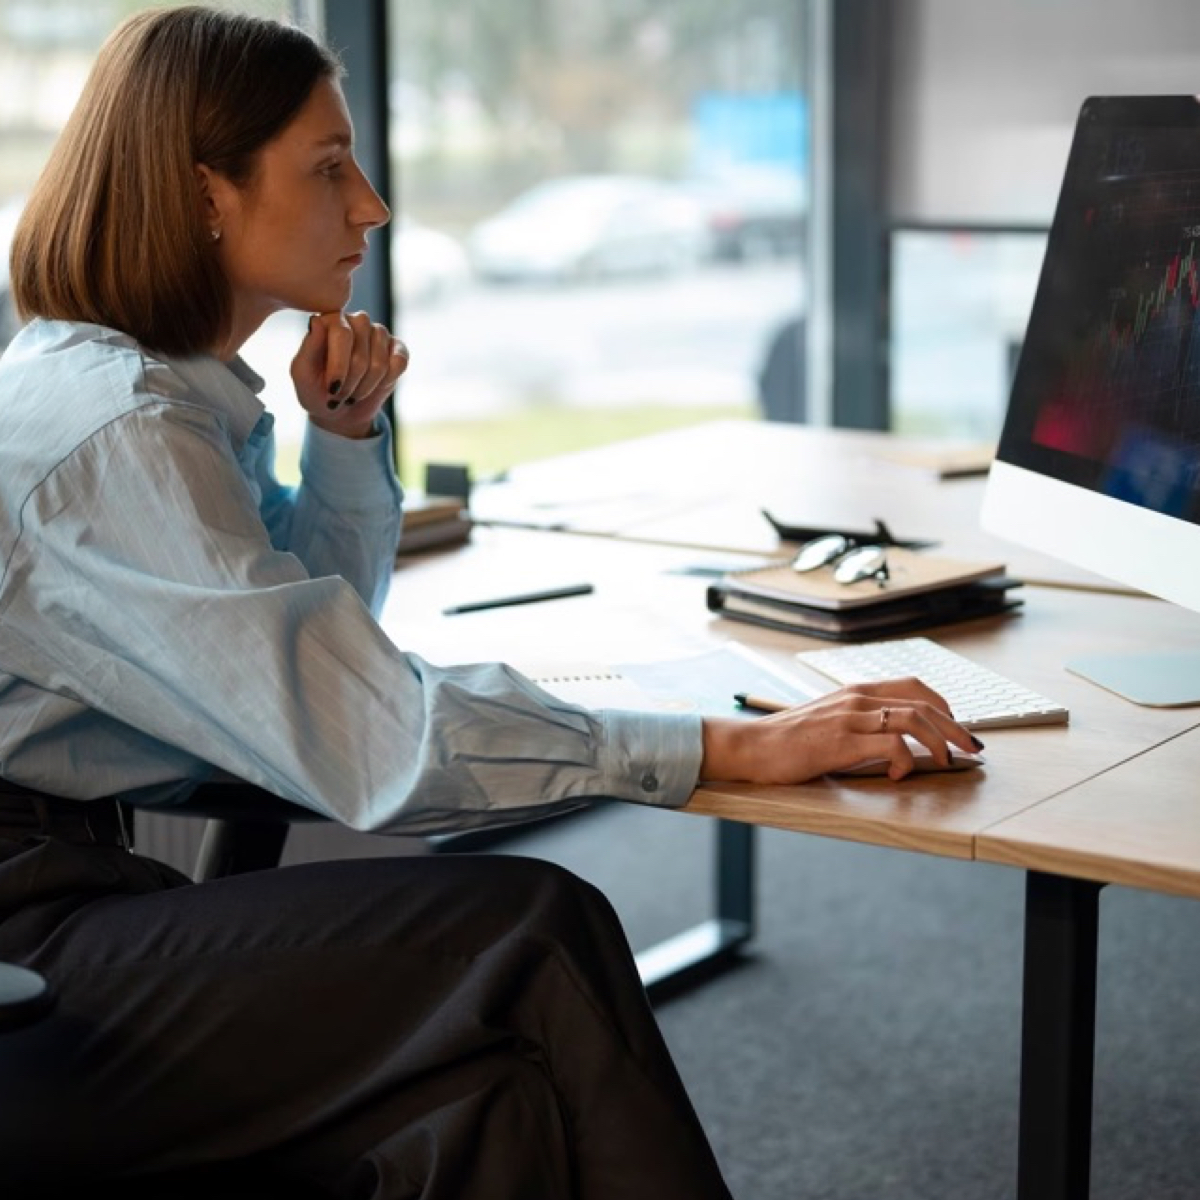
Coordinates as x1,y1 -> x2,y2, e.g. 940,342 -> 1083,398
983,95 -> 1200,704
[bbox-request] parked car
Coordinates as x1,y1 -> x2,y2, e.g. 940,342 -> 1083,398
467,174 -> 709,284
391,215 -> 470,307
681,164 -> 807,262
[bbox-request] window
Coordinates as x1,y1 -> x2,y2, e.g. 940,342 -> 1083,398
386,0 -> 812,485
0,2 -> 812,490
887,225 -> 1046,439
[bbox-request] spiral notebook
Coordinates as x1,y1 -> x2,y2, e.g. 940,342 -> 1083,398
522,644 -> 819,717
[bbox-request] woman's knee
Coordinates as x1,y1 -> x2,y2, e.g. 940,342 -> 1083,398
484,856 -> 623,940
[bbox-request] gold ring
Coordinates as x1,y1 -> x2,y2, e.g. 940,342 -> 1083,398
879,707 -> 891,733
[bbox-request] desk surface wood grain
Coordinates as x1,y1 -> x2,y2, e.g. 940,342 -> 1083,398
381,524 -> 1200,872
976,726 -> 1200,898
471,419 -> 1131,593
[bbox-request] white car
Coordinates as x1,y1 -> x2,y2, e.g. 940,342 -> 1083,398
467,175 -> 709,283
391,216 -> 470,307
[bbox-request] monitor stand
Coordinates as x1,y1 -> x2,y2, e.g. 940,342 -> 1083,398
1066,651 -> 1200,707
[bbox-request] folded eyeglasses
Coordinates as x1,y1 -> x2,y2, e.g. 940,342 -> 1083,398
790,534 -> 890,586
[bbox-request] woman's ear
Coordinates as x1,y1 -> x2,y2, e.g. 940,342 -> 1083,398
194,163 -> 234,237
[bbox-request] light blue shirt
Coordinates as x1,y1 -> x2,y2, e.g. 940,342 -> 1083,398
0,320 -> 703,833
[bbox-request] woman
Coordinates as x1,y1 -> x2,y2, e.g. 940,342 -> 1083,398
0,7 -> 978,1195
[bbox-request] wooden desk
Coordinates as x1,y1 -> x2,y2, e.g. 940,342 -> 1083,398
387,529 -> 1196,869
978,728 -> 1200,899
687,584 -> 1200,855
471,419 -> 1137,594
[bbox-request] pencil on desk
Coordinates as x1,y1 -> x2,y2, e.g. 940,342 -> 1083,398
443,582 -> 594,615
733,693 -> 791,714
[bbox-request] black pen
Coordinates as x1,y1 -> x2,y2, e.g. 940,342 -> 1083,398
443,582 -> 595,615
733,692 -> 791,714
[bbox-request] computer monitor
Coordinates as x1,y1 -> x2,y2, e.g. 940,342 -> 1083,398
982,95 -> 1200,706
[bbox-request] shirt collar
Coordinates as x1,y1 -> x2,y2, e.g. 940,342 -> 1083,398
164,352 -> 268,452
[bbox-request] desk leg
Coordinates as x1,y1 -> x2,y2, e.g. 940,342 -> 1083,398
1017,871 -> 1103,1200
637,819 -> 756,1003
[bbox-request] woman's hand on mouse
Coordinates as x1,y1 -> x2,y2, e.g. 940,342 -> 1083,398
700,677 -> 982,784
291,310 -> 409,439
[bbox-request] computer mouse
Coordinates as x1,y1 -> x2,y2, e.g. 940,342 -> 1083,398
832,739 -> 985,777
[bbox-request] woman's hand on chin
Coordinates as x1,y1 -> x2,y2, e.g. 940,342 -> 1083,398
291,309 -> 409,439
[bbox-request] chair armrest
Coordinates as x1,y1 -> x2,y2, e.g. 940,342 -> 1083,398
0,961 -> 54,1032
156,781 -> 323,882
163,781 -> 322,824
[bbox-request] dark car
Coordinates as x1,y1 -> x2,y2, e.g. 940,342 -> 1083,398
682,165 -> 807,262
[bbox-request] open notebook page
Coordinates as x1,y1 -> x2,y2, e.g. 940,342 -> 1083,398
516,645 -> 982,776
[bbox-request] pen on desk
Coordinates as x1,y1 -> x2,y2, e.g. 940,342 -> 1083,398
443,582 -> 595,615
733,692 -> 791,714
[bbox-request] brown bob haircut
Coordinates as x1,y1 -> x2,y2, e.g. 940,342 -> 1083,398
10,6 -> 340,357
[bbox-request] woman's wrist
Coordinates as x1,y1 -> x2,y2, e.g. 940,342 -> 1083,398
307,412 -> 377,440
700,717 -> 755,782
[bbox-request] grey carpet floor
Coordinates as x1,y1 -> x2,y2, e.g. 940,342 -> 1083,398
477,801 -> 1200,1200
180,793 -> 1200,1200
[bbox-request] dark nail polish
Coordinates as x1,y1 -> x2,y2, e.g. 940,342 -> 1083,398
329,379 -> 342,395
971,735 -> 985,751
344,395 -> 357,406
326,399 -> 341,411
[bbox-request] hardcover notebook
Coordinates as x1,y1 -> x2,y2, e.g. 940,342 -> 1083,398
720,549 -> 1006,611
395,493 -> 473,556
707,550 -> 1022,640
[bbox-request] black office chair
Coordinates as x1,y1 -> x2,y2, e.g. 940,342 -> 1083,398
180,779 -> 323,880
0,783 -> 325,1196
0,782 -> 304,1030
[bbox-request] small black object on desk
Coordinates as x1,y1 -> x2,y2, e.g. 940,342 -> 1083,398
761,510 -> 938,551
443,582 -> 595,615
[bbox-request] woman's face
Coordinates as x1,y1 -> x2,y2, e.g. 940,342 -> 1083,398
204,76 -> 390,347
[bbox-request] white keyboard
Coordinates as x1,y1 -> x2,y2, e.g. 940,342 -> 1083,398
796,636 -> 1069,730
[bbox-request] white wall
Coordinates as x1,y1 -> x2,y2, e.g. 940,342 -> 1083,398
887,0 -> 1200,222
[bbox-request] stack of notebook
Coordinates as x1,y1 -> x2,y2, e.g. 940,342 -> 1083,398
706,548 -> 1023,640
395,492 -> 474,556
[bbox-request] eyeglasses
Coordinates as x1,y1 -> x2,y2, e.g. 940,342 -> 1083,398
791,535 -> 890,587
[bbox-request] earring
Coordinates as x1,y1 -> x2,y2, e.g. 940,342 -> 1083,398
210,228 -> 221,242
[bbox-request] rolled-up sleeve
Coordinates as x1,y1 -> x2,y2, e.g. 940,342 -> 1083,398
0,402 -> 704,833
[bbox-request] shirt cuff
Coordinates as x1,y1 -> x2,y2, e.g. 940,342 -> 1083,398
594,709 -> 704,808
300,415 -> 402,511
